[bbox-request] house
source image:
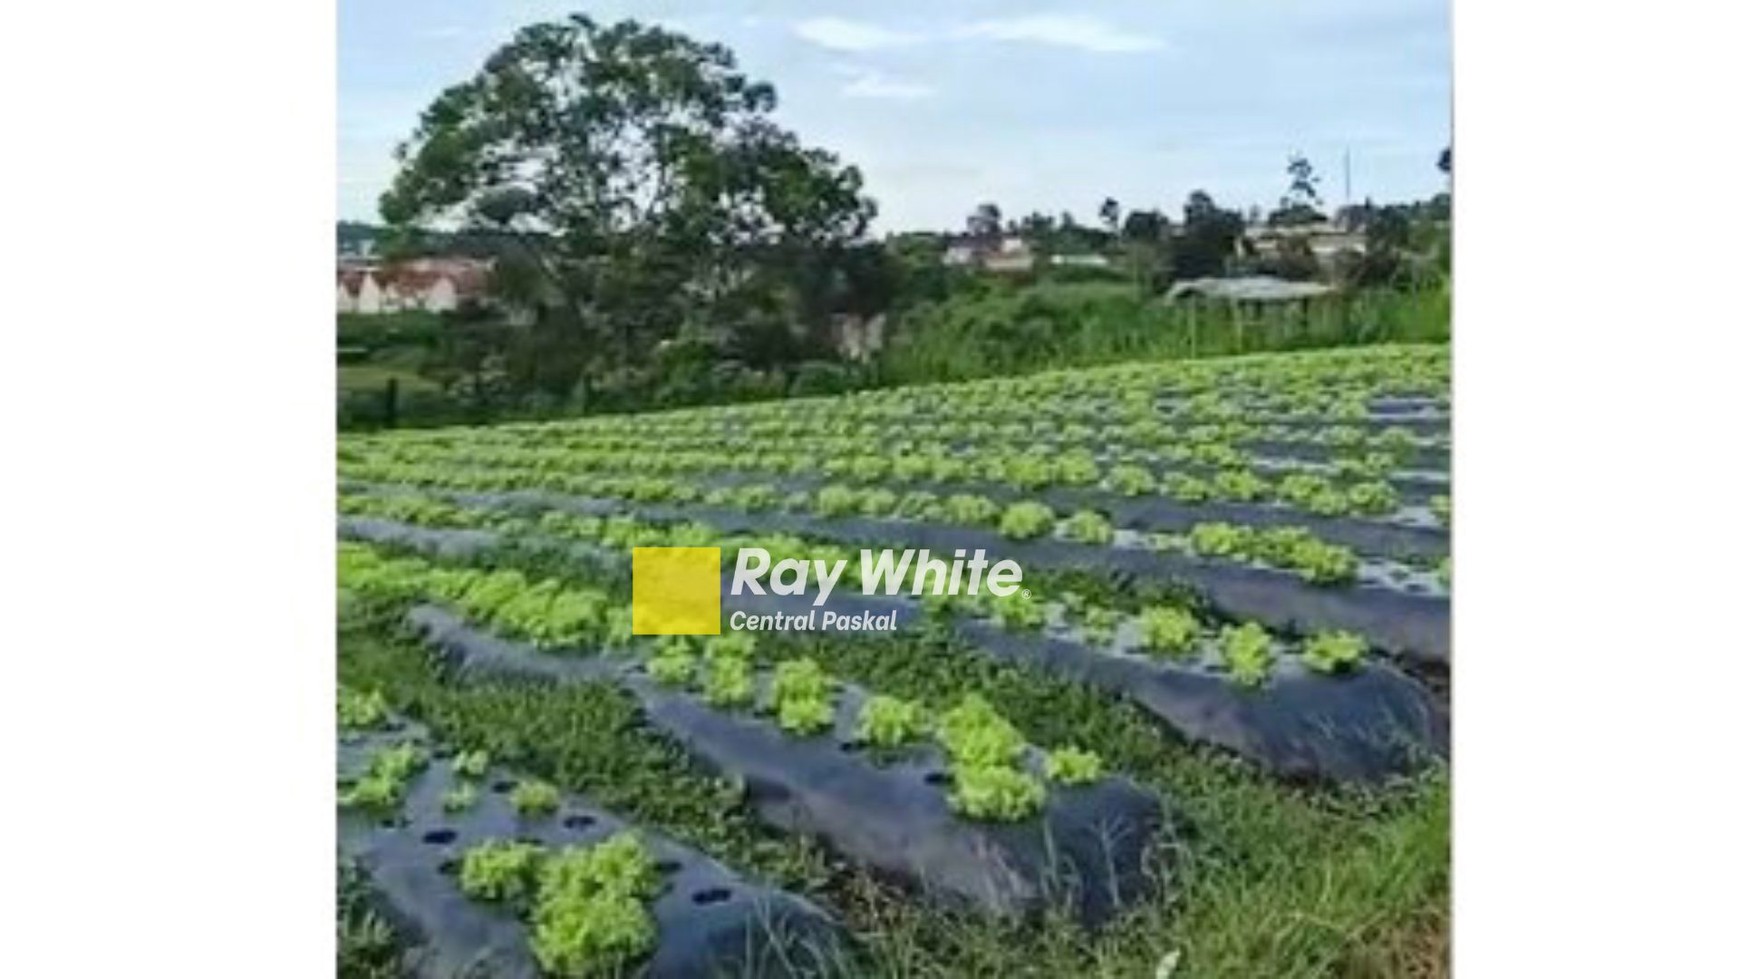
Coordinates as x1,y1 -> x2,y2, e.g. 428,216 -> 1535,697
336,257 -> 493,315
940,235 -> 1036,273
336,268 -> 385,314
1247,221 -> 1366,261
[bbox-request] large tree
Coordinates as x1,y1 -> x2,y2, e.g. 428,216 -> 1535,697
1174,191 -> 1245,279
379,14 -> 875,389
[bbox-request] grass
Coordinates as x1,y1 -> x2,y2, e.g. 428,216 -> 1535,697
336,596 -> 1448,977
337,363 -> 440,396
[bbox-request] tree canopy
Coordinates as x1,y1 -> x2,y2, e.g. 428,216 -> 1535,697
379,14 -> 877,392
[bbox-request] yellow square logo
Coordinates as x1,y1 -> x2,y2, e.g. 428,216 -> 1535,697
632,547 -> 721,635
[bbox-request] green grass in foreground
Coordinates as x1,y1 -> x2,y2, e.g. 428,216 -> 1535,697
338,363 -> 441,396
337,601 -> 1447,977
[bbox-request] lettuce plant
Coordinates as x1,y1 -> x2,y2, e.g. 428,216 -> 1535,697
1212,469 -> 1270,502
988,590 -> 1046,632
948,764 -> 1046,822
1345,481 -> 1400,515
704,632 -> 756,661
1043,746 -> 1103,786
452,749 -> 491,779
1429,494 -> 1452,526
998,502 -> 1057,541
703,655 -> 755,709
459,839 -> 545,903
511,779 -> 562,816
646,646 -> 697,688
1221,623 -> 1275,688
1053,450 -> 1101,486
1003,455 -> 1054,491
1080,605 -> 1121,646
1300,631 -> 1366,674
443,782 -> 479,813
1104,463 -> 1159,496
855,695 -> 927,748
937,695 -> 1025,770
338,687 -> 389,731
529,835 -> 660,977
1289,540 -> 1359,585
1160,472 -> 1215,503
1190,522 -> 1253,558
1059,510 -> 1114,545
857,488 -> 899,517
1138,606 -> 1199,656
770,659 -> 834,736
940,494 -> 1001,526
896,490 -> 941,519
339,742 -> 428,815
814,485 -> 860,518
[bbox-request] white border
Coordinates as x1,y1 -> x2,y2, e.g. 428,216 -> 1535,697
5,1 -> 1740,974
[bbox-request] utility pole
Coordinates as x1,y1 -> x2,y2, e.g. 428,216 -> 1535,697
1342,148 -> 1353,213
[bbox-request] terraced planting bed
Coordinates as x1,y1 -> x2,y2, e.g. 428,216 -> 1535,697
338,344 -> 1451,978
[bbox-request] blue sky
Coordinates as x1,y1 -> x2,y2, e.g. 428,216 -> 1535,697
339,1 -> 1449,232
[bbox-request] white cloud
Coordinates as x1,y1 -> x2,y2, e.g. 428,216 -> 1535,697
793,17 -> 922,52
960,15 -> 1164,54
840,68 -> 935,101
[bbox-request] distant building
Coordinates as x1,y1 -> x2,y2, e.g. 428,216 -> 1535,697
831,313 -> 887,362
336,257 -> 493,315
1165,276 -> 1335,304
941,235 -> 1036,273
1049,253 -> 1112,269
1247,221 -> 1366,261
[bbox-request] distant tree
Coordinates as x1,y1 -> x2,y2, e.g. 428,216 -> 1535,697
1122,209 -> 1167,242
1121,208 -> 1172,294
1286,154 -> 1322,206
1438,146 -> 1452,175
1272,154 -> 1326,226
967,202 -> 1003,242
380,14 -> 875,391
1099,197 -> 1122,236
1174,191 -> 1244,279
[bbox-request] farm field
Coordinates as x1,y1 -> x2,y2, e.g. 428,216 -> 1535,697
337,343 -> 1451,978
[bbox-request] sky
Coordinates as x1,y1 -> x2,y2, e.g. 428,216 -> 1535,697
339,1 -> 1450,233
